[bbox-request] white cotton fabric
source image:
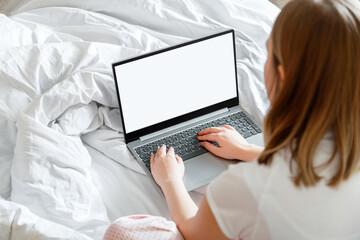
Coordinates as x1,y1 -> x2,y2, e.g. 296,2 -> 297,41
0,0 -> 279,239
0,198 -> 92,240
207,133 -> 360,240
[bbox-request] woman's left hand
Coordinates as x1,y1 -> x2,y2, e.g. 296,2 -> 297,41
150,145 -> 185,189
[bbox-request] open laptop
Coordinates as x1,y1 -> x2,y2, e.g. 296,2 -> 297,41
112,29 -> 264,191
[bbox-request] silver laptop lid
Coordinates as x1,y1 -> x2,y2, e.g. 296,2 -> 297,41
112,30 -> 239,143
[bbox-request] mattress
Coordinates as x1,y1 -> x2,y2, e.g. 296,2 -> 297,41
0,1 -> 279,239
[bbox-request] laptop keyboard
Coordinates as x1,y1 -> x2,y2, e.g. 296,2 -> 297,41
134,111 -> 261,172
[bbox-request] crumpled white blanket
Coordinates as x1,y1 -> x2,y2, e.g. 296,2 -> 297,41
0,197 -> 93,240
0,1 -> 279,239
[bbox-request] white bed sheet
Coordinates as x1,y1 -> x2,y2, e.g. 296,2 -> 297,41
0,1 -> 279,239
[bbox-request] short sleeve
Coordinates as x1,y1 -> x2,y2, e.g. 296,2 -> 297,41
206,161 -> 270,239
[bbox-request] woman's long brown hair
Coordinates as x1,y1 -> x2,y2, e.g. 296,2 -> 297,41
258,0 -> 360,187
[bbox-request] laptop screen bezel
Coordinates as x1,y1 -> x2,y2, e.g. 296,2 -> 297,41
112,29 -> 239,143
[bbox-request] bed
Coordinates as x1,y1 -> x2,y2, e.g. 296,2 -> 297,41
0,1 -> 279,239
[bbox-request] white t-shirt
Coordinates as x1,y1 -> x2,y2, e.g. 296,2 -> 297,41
207,133 -> 360,240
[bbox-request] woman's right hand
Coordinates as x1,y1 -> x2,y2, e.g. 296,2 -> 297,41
197,125 -> 263,162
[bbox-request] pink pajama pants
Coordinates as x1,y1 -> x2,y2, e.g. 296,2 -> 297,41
103,215 -> 184,240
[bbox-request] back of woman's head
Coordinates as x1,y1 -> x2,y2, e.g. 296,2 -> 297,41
259,0 -> 360,187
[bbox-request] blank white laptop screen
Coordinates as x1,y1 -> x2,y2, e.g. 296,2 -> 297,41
115,32 -> 237,134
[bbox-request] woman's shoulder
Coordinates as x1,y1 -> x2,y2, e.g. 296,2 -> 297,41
206,149 -> 293,239
208,145 -> 300,202
230,146 -> 292,179
208,133 -> 340,202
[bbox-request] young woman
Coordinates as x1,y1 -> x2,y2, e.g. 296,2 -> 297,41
150,0 -> 360,239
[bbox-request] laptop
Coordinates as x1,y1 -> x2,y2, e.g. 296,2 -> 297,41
112,29 -> 264,191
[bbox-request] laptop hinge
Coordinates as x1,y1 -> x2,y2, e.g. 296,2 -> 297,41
139,108 -> 229,142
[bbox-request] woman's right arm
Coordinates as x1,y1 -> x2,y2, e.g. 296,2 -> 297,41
197,125 -> 264,162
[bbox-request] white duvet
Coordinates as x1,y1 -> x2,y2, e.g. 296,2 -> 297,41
0,1 -> 279,239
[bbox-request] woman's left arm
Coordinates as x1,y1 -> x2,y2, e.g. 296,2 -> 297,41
150,145 -> 230,240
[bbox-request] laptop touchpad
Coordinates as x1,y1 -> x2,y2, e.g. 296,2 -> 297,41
183,153 -> 228,189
